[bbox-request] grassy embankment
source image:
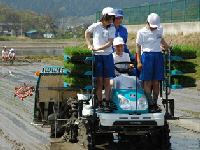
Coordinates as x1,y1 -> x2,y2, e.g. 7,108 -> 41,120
0,35 -> 85,42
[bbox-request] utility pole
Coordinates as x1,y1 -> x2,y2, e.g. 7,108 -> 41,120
21,17 -> 22,36
62,18 -> 64,32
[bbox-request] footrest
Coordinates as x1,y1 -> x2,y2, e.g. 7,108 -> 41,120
63,83 -> 93,89
162,83 -> 183,89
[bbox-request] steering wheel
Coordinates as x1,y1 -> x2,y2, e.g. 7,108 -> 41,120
114,61 -> 136,73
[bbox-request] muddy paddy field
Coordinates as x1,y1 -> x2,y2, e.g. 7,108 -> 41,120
0,41 -> 200,150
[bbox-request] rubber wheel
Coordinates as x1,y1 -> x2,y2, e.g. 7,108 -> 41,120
149,121 -> 171,150
50,124 -> 64,138
78,120 -> 95,150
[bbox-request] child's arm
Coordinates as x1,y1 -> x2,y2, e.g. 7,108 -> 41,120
161,38 -> 170,50
85,29 -> 93,50
93,39 -> 114,51
136,45 -> 143,71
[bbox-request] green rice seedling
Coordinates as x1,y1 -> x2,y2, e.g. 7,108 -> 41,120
63,60 -> 91,71
172,75 -> 196,86
130,49 -> 136,56
171,61 -> 196,72
64,47 -> 92,57
62,76 -> 92,86
171,45 -> 197,56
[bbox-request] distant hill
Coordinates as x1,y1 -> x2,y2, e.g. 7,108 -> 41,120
0,0 -> 171,17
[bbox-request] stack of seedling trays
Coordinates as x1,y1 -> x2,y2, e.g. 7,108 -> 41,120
169,45 -> 197,88
62,47 -> 93,89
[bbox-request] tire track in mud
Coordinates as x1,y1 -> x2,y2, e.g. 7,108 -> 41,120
0,129 -> 25,150
0,63 -> 50,150
0,106 -> 50,150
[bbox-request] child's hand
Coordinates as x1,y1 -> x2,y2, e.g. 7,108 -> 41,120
130,64 -> 134,68
164,44 -> 170,50
161,44 -> 170,51
88,45 -> 93,50
93,47 -> 100,51
160,45 -> 165,51
137,62 -> 143,71
128,64 -> 134,72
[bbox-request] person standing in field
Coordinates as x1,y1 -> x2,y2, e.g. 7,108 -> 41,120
136,13 -> 170,112
85,7 -> 115,112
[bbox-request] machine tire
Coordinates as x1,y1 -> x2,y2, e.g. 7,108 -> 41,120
149,121 -> 171,150
160,121 -> 171,149
50,124 -> 64,138
78,120 -> 95,150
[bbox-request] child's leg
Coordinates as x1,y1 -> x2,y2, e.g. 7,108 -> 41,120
152,80 -> 159,104
110,78 -> 114,87
104,77 -> 111,104
143,81 -> 153,105
96,77 -> 103,105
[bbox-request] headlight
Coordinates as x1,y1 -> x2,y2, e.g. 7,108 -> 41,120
118,94 -> 131,110
137,95 -> 148,110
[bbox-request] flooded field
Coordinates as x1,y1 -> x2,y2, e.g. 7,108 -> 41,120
15,49 -> 64,56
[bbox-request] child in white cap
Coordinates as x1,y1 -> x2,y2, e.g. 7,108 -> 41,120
136,13 -> 170,112
9,48 -> 16,60
2,46 -> 8,60
85,7 -> 115,112
110,37 -> 134,87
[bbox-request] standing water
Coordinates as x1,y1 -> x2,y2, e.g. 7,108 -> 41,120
15,49 -> 64,55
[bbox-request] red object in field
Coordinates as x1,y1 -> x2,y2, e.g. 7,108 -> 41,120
14,83 -> 35,101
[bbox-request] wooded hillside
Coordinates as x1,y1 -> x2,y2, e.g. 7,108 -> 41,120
0,0 -> 170,17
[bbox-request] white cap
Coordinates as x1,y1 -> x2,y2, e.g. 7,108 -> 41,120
113,37 -> 125,46
10,48 -> 14,52
147,13 -> 160,28
102,7 -> 115,16
3,46 -> 6,48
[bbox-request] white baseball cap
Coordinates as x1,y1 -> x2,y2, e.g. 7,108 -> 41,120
10,48 -> 14,52
3,46 -> 6,48
147,13 -> 160,28
113,37 -> 125,46
102,7 -> 115,16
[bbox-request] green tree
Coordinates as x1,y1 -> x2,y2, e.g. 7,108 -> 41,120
40,11 -> 59,37
4,11 -> 21,36
21,10 -> 40,32
0,3 -> 12,22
